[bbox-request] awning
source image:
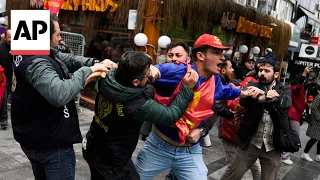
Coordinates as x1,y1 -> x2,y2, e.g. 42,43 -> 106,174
299,7 -> 320,26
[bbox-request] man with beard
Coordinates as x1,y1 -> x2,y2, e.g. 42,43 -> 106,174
223,54 -> 292,180
214,58 -> 261,180
135,34 -> 251,180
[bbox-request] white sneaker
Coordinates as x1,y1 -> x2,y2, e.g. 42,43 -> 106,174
282,159 -> 293,165
301,153 -> 313,162
315,155 -> 320,162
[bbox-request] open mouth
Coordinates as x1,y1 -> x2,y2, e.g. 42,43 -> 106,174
217,63 -> 223,68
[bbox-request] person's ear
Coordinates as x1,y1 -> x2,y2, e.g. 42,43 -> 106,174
186,57 -> 191,63
132,79 -> 139,87
274,72 -> 280,79
196,52 -> 205,62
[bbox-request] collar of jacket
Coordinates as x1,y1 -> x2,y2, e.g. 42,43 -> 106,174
99,68 -> 153,104
4,41 -> 10,50
219,75 -> 229,85
50,47 -> 59,54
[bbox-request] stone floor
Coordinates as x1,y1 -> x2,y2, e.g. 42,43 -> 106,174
0,107 -> 320,180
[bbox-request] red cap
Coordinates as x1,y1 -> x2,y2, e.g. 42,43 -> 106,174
194,34 -> 230,50
308,95 -> 314,102
240,77 -> 258,87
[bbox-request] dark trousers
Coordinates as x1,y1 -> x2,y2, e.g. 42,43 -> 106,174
89,160 -> 140,180
0,88 -> 10,120
304,138 -> 320,154
21,146 -> 76,180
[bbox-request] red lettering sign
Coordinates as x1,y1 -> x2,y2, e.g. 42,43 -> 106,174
44,0 -> 64,14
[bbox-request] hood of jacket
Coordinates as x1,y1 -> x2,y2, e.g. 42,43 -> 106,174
98,68 -> 153,104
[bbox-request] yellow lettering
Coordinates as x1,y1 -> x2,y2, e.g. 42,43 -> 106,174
94,115 -> 109,132
236,16 -> 245,33
116,103 -> 124,117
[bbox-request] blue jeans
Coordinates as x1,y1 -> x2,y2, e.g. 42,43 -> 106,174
134,131 -> 208,180
21,146 -> 76,180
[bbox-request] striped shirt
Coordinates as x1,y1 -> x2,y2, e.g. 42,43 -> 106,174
251,111 -> 274,152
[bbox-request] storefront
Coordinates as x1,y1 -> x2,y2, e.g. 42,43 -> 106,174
6,0 -> 292,104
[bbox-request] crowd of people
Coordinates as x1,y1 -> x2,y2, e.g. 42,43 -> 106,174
0,15 -> 319,180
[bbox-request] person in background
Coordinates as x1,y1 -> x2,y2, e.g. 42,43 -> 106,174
0,33 -> 5,42
302,95 -> 314,126
0,29 -> 12,129
301,93 -> 320,162
282,66 -> 311,165
240,59 -> 255,79
305,75 -> 320,99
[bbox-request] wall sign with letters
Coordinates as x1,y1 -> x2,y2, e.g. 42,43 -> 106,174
236,16 -> 273,38
221,12 -> 237,29
60,0 -> 119,12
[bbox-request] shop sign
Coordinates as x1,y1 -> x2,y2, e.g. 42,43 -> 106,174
221,12 -> 237,29
236,16 -> 273,38
61,0 -> 118,12
294,60 -> 320,68
311,37 -> 320,46
299,43 -> 318,58
44,0 -> 63,14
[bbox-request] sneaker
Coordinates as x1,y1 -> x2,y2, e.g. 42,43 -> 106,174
315,155 -> 320,162
282,159 -> 293,165
301,153 -> 313,162
0,119 -> 8,130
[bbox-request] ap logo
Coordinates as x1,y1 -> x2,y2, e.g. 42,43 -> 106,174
11,10 -> 50,55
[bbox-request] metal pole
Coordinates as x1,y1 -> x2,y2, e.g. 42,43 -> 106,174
266,0 -> 269,15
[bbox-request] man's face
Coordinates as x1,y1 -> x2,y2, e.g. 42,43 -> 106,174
203,48 -> 224,75
221,60 -> 234,82
5,30 -> 10,45
167,46 -> 190,64
258,63 -> 279,86
132,66 -> 150,87
245,61 -> 254,70
50,21 -> 62,48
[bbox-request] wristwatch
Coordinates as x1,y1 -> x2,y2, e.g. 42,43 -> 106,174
199,127 -> 206,137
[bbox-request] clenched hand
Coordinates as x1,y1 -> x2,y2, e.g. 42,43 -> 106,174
183,69 -> 199,88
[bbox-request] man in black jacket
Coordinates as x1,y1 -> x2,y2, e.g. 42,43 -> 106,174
0,29 -> 12,129
214,59 -> 261,180
11,15 -> 110,180
83,51 -> 198,179
223,54 -> 292,180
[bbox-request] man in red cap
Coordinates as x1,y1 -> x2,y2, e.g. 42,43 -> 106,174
135,34 -> 252,180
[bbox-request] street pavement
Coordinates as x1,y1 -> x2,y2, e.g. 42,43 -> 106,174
0,107 -> 320,180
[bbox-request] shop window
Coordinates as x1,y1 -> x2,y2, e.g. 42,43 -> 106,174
279,0 -> 293,21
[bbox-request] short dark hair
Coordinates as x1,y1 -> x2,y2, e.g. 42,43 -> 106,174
255,53 -> 280,73
50,14 -> 58,40
191,45 -> 211,61
220,59 -> 231,70
116,51 -> 152,86
166,41 -> 190,54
